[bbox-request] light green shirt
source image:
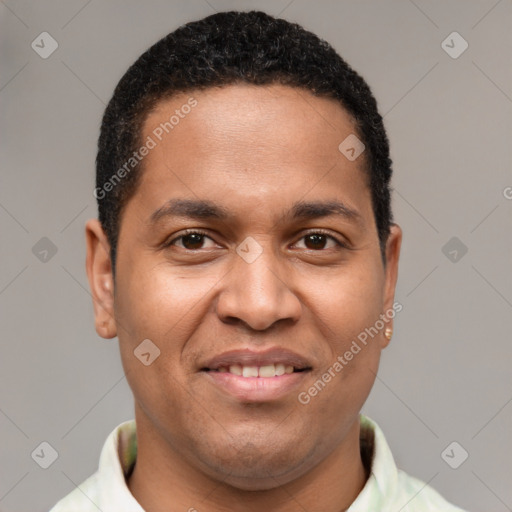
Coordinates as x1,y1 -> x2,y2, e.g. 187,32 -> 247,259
49,415 -> 466,511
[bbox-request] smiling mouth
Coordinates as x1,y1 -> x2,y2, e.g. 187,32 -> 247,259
202,363 -> 310,378
200,348 -> 313,401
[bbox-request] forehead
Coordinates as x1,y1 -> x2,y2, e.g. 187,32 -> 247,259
144,84 -> 361,166
133,84 -> 372,223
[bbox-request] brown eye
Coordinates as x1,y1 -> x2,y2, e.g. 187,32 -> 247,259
181,233 -> 206,249
304,233 -> 328,250
165,230 -> 219,251
293,232 -> 342,251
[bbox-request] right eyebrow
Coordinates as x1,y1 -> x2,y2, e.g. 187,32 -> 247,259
149,199 -> 230,225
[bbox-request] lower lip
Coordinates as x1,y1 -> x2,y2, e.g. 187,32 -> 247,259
203,370 -> 309,402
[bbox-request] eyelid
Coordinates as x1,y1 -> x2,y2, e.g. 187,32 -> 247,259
164,228 -> 215,248
163,228 -> 349,250
293,228 -> 349,249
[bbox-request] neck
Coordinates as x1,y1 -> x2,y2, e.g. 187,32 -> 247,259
127,409 -> 367,512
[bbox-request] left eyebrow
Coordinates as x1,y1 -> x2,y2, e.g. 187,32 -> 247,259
289,200 -> 362,224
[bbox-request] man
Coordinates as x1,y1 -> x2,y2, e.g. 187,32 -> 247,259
50,10 -> 466,512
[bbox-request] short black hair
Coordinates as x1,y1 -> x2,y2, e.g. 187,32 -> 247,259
95,10 -> 393,274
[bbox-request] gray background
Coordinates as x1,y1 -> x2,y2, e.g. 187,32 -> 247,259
1,1 -> 511,511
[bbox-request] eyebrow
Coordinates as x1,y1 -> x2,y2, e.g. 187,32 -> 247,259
289,200 -> 361,223
149,198 -> 361,225
149,199 -> 230,224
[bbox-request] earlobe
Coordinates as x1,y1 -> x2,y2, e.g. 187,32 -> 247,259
85,219 -> 117,339
380,325 -> 393,348
380,224 -> 402,348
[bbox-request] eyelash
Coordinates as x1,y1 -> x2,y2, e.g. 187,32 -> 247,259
164,229 -> 348,250
296,229 -> 349,250
164,229 -> 212,248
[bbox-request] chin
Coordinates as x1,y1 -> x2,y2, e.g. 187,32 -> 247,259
209,463 -> 303,492
195,439 -> 315,490
222,473 -> 290,492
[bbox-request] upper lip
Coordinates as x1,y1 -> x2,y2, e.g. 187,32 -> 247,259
201,348 -> 312,371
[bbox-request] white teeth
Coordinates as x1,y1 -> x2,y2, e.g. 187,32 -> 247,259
242,366 -> 259,377
258,364 -> 276,377
275,363 -> 285,376
229,364 -> 242,375
216,363 -> 299,377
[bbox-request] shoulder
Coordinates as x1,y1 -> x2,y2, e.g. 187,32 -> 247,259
393,470 -> 467,511
48,420 -> 139,512
48,472 -> 102,512
357,415 -> 467,512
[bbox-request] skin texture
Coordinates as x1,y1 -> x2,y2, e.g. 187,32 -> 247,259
85,84 -> 402,512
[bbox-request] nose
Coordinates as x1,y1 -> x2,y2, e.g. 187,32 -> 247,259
215,247 -> 302,331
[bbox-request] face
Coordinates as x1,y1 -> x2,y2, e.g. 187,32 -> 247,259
86,84 -> 401,490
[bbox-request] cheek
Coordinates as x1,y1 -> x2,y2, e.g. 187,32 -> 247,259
113,259 -> 230,408
307,259 -> 386,351
297,260 -> 385,410
114,256 -> 222,344
299,283 -> 383,429
112,262 -> 217,427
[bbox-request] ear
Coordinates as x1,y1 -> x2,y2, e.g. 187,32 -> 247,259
85,219 -> 117,339
381,223 -> 402,348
